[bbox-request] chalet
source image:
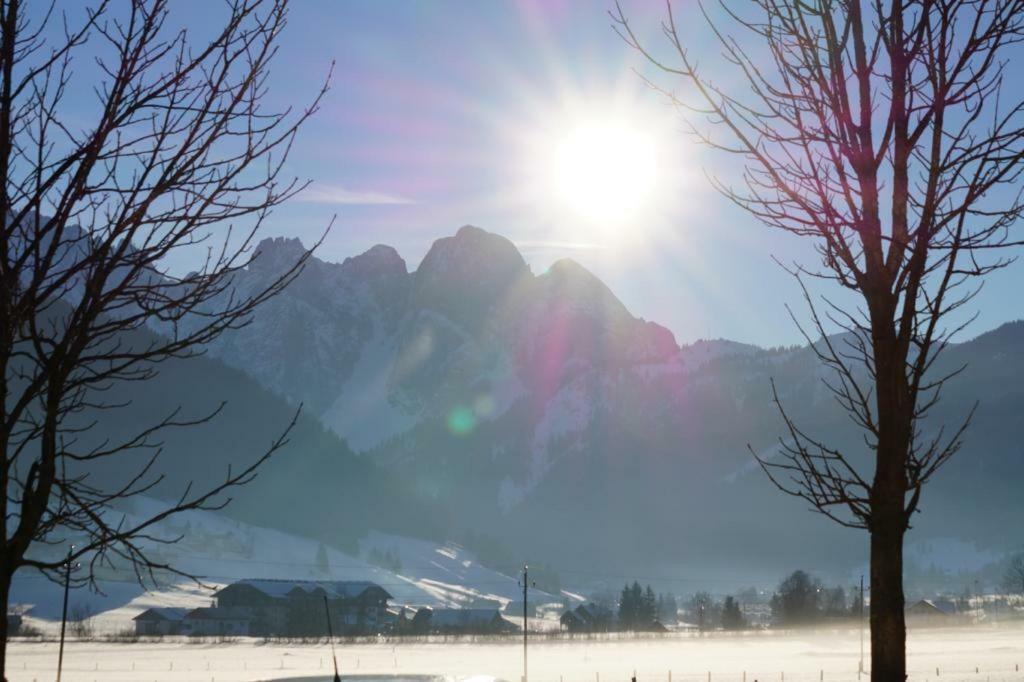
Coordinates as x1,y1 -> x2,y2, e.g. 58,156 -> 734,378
211,579 -> 392,636
412,607 -> 519,635
182,606 -> 253,637
906,599 -> 953,627
560,603 -> 613,633
132,607 -> 188,636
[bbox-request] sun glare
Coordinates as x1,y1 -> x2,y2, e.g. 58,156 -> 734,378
549,120 -> 660,224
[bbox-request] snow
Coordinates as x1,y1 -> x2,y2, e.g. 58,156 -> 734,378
9,501 -> 553,634
321,327 -> 419,452
6,625 -> 1024,682
498,372 -> 606,512
359,532 -> 560,609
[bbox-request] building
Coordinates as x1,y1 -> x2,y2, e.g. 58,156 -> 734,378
211,579 -> 393,637
560,603 -> 613,633
906,599 -> 953,627
182,607 -> 253,637
132,607 -> 188,636
412,607 -> 519,634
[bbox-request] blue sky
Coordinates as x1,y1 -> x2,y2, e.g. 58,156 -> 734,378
38,1 -> 1024,347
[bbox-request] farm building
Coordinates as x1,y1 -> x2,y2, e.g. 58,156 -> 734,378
560,603 -> 614,633
906,599 -> 954,627
412,607 -> 519,634
132,607 -> 188,636
210,579 -> 392,637
182,607 -> 253,637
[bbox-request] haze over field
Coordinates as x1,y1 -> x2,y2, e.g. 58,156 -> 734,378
7,627 -> 1024,682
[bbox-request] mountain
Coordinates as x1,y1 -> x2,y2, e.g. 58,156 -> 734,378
56,318 -> 448,557
192,225 -> 1024,587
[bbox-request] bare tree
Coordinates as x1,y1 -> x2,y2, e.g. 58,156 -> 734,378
1004,553 -> 1024,596
0,0 -> 329,673
612,1 -> 1024,679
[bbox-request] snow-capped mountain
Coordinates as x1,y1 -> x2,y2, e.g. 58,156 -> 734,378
192,225 -> 1024,584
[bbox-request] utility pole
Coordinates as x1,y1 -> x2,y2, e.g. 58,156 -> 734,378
858,575 -> 864,678
520,564 -> 534,682
56,547 -> 74,682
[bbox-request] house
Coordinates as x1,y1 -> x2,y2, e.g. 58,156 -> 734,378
385,606 -> 415,633
182,607 -> 253,637
906,599 -> 953,627
560,603 -> 613,633
211,579 -> 393,636
132,607 -> 188,636
412,607 -> 519,634
560,609 -> 584,632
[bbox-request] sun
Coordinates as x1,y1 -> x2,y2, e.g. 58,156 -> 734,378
548,119 -> 660,224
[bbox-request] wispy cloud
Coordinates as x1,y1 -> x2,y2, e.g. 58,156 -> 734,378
296,183 -> 414,205
515,239 -> 605,252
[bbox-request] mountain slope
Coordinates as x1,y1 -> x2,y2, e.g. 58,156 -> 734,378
191,225 -> 1024,585
60,321 -> 449,556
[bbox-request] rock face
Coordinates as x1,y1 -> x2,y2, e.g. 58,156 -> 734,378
197,225 -> 1024,581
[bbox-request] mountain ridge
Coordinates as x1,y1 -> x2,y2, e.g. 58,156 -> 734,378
198,225 -> 1024,584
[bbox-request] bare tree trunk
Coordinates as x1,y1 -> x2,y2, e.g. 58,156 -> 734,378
0,572 -> 9,682
870,517 -> 906,682
870,321 -> 911,682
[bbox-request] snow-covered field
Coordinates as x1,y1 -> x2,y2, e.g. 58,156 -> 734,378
6,626 -> 1024,682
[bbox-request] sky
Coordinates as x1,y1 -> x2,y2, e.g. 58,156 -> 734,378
31,1 -> 1024,347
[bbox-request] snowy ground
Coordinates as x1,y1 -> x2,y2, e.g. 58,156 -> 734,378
6,625 -> 1024,682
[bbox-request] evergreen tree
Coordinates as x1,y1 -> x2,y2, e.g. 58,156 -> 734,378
618,583 -> 635,630
721,596 -> 746,630
642,585 -> 658,627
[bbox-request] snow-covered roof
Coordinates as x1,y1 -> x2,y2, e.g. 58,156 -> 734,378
907,599 -> 953,616
227,579 -> 391,600
133,607 -> 189,622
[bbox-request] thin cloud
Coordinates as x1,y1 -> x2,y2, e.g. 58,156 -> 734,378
515,239 -> 605,252
296,183 -> 414,205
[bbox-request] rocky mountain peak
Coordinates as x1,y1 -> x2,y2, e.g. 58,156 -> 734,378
342,244 -> 408,281
251,236 -> 308,276
413,225 -> 530,328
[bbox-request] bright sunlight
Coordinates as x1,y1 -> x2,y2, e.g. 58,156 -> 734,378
547,119 -> 660,224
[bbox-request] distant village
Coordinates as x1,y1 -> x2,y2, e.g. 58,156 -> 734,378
120,573 -> 1022,640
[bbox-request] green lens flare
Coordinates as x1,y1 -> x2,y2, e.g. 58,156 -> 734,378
447,406 -> 476,435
